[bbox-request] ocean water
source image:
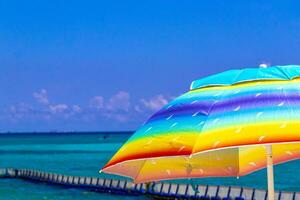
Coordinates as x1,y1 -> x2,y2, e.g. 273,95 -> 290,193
0,132 -> 299,199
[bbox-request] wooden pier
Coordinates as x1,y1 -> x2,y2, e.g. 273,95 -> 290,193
0,168 -> 299,200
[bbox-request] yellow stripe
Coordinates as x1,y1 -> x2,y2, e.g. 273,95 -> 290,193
189,77 -> 300,93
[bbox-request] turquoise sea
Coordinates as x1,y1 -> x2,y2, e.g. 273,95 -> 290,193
0,132 -> 299,200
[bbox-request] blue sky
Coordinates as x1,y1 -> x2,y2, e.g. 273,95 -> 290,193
1,0 -> 300,132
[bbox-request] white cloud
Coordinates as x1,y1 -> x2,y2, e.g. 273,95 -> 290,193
5,89 -> 175,127
89,96 -> 104,109
9,103 -> 32,114
33,89 -> 82,115
87,91 -> 132,123
103,113 -> 129,122
72,105 -> 81,113
33,89 -> 49,105
7,102 -> 39,122
107,91 -> 130,111
140,95 -> 169,111
49,104 -> 68,114
134,105 -> 143,113
90,92 -> 130,112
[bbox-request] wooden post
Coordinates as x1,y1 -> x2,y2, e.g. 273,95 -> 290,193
266,145 -> 275,200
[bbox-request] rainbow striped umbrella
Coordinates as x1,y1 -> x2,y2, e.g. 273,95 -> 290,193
102,65 -> 300,200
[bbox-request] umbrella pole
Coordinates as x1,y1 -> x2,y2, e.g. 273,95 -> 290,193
266,145 -> 275,200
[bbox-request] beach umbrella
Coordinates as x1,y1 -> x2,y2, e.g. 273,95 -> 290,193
102,65 -> 300,200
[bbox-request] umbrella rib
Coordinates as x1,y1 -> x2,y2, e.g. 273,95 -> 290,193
191,97 -> 220,154
275,66 -> 291,80
191,69 -> 241,155
133,159 -> 148,182
231,69 -> 244,86
150,135 -> 186,148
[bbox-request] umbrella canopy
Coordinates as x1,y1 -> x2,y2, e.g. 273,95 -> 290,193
102,65 -> 300,186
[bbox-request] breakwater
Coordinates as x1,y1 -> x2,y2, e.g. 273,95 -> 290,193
0,168 -> 299,200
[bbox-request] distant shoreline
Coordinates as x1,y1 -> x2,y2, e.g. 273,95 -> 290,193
0,131 -> 134,136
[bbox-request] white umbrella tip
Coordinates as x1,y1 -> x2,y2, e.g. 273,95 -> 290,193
259,63 -> 269,68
